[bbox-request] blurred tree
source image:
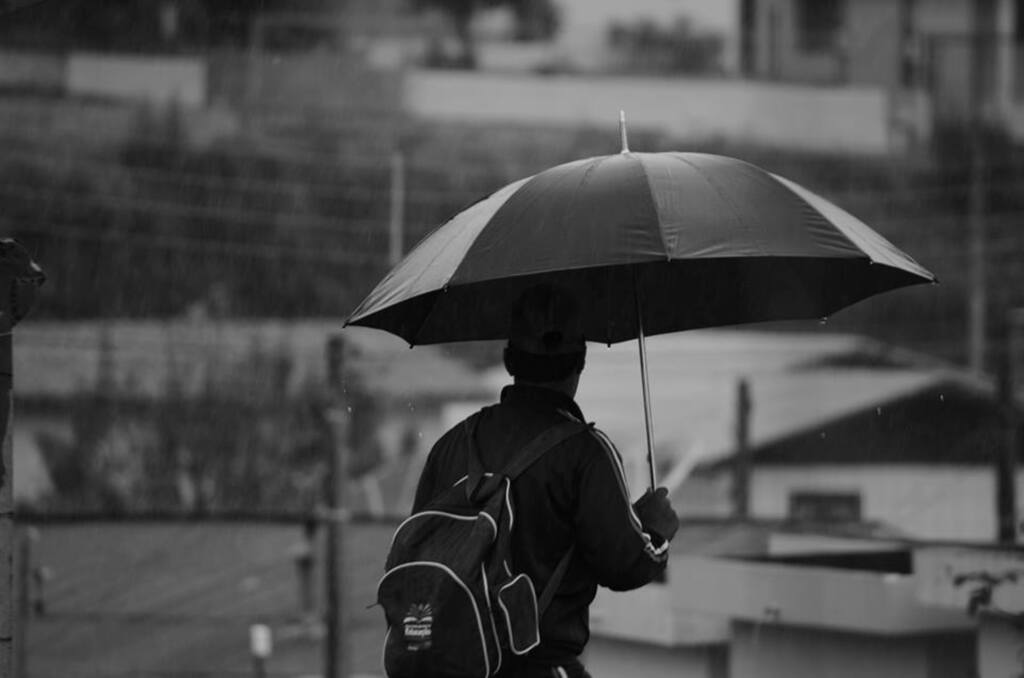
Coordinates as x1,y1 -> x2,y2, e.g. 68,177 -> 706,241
56,0 -> 211,52
508,0 -> 560,42
413,0 -> 560,68
607,17 -> 724,75
32,344 -> 331,514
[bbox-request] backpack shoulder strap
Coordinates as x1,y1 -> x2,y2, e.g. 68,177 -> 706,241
502,420 -> 585,616
465,413 -> 587,502
537,546 -> 574,616
499,420 -> 589,481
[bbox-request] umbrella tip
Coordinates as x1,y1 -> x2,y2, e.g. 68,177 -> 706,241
619,110 -> 630,154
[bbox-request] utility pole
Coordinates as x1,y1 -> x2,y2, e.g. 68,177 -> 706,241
967,0 -> 995,374
966,125 -> 987,374
0,240 -> 44,678
996,309 -> 1024,543
732,379 -> 752,519
14,529 -> 35,678
389,151 -> 406,267
324,335 -> 350,678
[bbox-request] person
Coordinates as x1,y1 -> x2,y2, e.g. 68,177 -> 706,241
412,283 -> 680,678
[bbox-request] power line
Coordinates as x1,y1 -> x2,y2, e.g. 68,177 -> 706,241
0,126 -> 542,179
4,139 -> 1023,209
0,145 -> 489,205
7,168 -> 1024,236
0,0 -> 57,16
13,218 -> 1024,272
14,222 -> 388,265
0,183 -> 391,236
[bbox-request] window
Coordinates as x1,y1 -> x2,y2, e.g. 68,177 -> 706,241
795,0 -> 844,53
788,491 -> 862,523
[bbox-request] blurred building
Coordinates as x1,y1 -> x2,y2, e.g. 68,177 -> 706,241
591,522 -> 1024,678
739,0 -> 1024,147
683,366 -> 1023,542
481,330 -> 1024,543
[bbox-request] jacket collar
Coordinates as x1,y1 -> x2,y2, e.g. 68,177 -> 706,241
499,383 -> 586,423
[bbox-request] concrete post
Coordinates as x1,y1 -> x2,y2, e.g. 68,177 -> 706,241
324,335 -> 350,678
0,240 -> 44,677
732,379 -> 752,519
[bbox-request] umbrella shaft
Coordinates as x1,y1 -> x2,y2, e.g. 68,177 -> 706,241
634,276 -> 657,491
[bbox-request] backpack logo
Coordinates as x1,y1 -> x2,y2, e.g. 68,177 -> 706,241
402,603 -> 434,651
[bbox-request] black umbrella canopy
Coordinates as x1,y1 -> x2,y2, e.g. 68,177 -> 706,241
347,151 -> 934,346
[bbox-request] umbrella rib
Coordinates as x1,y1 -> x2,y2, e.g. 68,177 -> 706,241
635,155 -> 671,259
404,178 -> 536,342
675,154 -> 763,256
770,173 -> 866,260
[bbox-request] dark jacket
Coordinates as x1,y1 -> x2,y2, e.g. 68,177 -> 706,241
412,384 -> 668,668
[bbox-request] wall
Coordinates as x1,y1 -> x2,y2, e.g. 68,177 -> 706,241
0,50 -> 64,90
0,49 -> 897,153
730,622 -> 975,678
66,53 -> 207,108
207,50 -> 404,118
405,70 -> 892,154
585,637 -> 727,678
750,465 -> 1024,541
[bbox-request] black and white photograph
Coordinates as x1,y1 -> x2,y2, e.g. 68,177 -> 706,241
0,0 -> 1022,676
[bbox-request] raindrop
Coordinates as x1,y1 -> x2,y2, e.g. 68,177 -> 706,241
939,394 -> 945,402
820,431 -> 827,439
819,317 -> 829,325
876,407 -> 882,415
346,406 -> 353,413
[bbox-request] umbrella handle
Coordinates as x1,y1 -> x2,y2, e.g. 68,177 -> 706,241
633,268 -> 657,491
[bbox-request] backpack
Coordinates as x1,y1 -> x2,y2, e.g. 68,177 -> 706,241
377,413 -> 586,678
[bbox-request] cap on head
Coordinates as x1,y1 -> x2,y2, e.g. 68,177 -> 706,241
507,283 -> 585,356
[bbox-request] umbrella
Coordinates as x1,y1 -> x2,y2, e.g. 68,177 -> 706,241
346,116 -> 936,489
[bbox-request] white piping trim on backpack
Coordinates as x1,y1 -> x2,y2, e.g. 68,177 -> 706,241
497,574 -> 541,656
382,627 -> 390,677
502,479 -> 514,531
389,511 -> 497,554
557,666 -> 569,678
453,476 -> 514,532
481,563 -> 503,675
378,561 -> 491,678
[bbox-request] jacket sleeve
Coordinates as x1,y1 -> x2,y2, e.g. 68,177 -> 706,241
572,429 -> 668,591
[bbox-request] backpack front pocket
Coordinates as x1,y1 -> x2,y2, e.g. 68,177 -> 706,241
379,562 -> 492,678
496,574 -> 540,655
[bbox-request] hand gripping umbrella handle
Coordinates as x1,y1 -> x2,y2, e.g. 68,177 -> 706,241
633,267 -> 657,491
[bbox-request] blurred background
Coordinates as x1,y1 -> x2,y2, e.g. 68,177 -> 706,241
1,0 -> 1022,676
